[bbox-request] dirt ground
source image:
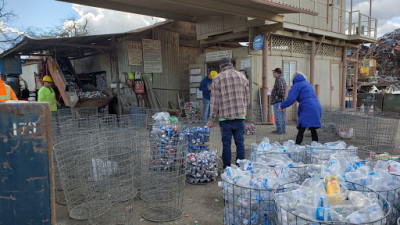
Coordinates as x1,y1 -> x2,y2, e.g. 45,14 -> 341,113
55,122 -> 400,225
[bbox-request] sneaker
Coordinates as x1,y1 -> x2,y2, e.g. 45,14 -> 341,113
271,130 -> 281,134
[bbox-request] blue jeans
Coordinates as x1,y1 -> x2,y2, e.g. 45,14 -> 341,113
273,102 -> 286,133
219,119 -> 245,168
202,98 -> 210,124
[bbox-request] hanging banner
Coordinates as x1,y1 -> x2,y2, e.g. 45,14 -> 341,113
142,39 -> 163,73
126,41 -> 142,65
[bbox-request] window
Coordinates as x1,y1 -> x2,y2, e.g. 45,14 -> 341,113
283,61 -> 297,85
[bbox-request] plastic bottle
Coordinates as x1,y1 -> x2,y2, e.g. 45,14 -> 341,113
348,191 -> 371,209
325,175 -> 343,205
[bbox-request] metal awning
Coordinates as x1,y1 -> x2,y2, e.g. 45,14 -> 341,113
0,33 -> 128,58
57,0 -> 317,22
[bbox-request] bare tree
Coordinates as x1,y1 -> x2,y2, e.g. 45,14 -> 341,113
0,0 -> 25,51
50,16 -> 92,38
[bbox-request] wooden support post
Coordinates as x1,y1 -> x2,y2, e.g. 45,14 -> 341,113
314,84 -> 320,100
352,48 -> 359,108
310,41 -> 315,87
262,33 -> 270,122
341,46 -> 348,108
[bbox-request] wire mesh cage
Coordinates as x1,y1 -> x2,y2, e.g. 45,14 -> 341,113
102,128 -> 140,202
71,107 -> 99,118
51,117 -> 76,205
98,114 -> 117,130
118,114 -> 147,129
145,108 -> 168,129
88,128 -> 139,225
53,133 -> 111,220
362,144 -> 400,162
221,177 -> 301,225
180,118 -> 220,184
318,107 -> 400,147
139,123 -> 188,222
57,108 -> 72,117
306,143 -> 359,165
274,181 -> 391,225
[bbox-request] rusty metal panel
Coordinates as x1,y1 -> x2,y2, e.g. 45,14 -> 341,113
0,103 -> 55,225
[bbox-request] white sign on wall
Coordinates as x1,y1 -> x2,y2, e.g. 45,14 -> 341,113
126,41 -> 142,65
142,39 -> 163,73
206,50 -> 232,62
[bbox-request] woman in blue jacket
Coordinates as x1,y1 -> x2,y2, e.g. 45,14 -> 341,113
278,72 -> 321,144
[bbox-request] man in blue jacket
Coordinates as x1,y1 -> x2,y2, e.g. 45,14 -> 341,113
278,73 -> 321,144
199,70 -> 217,124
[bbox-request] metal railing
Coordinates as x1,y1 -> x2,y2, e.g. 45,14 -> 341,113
272,0 -> 377,39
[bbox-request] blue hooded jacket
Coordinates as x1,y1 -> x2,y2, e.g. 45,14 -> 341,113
280,74 -> 322,128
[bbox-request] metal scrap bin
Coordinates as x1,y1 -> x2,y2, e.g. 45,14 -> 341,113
0,102 -> 55,225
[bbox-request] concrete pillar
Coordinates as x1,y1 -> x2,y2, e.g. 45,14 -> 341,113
262,34 -> 269,122
341,46 -> 348,108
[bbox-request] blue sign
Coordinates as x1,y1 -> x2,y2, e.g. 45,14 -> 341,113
253,35 -> 264,50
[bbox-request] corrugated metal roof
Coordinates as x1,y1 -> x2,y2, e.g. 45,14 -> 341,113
0,20 -> 174,59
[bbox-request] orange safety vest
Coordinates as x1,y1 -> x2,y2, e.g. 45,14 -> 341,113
0,80 -> 17,102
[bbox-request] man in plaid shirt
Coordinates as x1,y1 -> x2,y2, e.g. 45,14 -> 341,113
207,57 -> 250,169
271,68 -> 286,134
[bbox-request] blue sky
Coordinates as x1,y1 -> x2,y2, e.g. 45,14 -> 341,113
7,0 -> 78,30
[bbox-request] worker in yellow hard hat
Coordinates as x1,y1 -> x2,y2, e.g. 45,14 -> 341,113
0,75 -> 18,102
199,70 -> 218,124
38,75 -> 58,116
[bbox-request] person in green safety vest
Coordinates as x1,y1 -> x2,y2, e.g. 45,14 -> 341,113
38,75 -> 59,116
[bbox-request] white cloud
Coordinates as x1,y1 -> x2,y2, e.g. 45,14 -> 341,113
377,19 -> 400,37
0,21 -> 24,36
353,0 -> 400,36
66,4 -> 165,35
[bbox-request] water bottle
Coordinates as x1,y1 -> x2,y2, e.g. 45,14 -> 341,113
349,191 -> 371,209
325,175 -> 343,205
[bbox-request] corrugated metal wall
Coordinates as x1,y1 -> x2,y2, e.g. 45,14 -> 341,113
152,28 -> 198,109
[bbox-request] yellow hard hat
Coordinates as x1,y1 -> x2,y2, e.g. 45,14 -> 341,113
210,70 -> 218,79
43,75 -> 53,82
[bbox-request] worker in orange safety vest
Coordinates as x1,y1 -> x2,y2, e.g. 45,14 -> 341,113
0,75 -> 18,102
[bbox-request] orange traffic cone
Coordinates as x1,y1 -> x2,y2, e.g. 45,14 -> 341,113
368,105 -> 374,115
270,114 -> 275,125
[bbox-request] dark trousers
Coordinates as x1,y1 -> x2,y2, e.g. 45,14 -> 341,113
220,119 -> 245,169
296,124 -> 318,145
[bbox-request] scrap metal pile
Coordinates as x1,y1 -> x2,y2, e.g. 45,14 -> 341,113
360,28 -> 400,81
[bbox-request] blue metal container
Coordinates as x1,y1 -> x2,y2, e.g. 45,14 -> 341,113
0,103 -> 55,225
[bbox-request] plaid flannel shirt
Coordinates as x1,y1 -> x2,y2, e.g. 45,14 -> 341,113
271,75 -> 286,105
209,66 -> 250,121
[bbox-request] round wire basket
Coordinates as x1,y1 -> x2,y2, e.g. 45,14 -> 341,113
274,181 -> 391,225
306,145 -> 358,165
221,168 -> 301,225
362,144 -> 400,161
53,133 -> 111,220
180,119 -> 220,185
139,125 -> 188,222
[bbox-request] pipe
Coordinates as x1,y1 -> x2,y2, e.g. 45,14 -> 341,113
353,48 -> 359,108
310,41 -> 315,87
341,46 -> 348,108
369,0 -> 372,36
262,34 -> 269,122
